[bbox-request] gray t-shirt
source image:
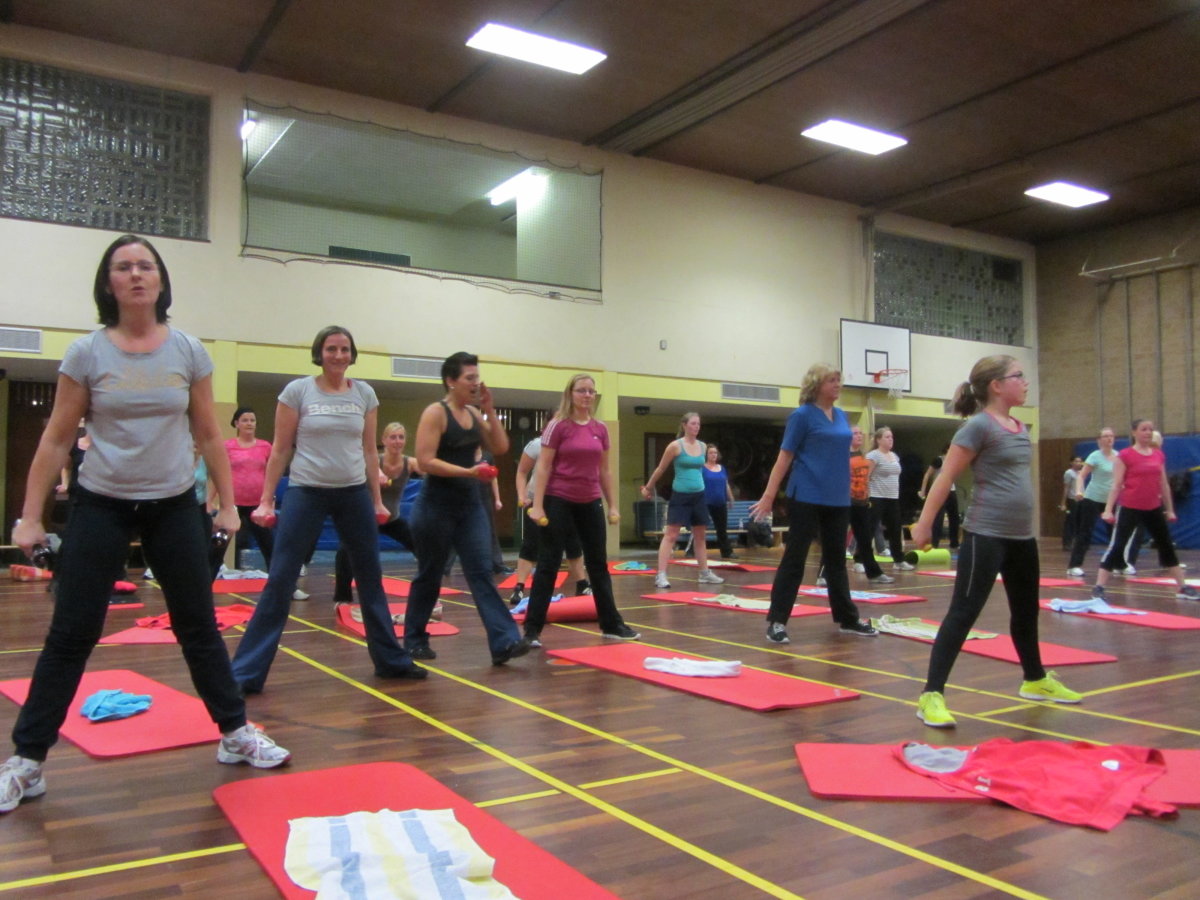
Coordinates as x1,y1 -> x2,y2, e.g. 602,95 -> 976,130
954,412 -> 1034,539
61,328 -> 211,501
279,376 -> 378,488
866,449 -> 901,499
521,436 -> 542,501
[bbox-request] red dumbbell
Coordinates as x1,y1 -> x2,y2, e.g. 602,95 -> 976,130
252,512 -> 277,528
376,512 -> 390,525
477,464 -> 499,481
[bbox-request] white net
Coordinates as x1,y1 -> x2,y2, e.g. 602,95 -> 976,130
878,369 -> 907,398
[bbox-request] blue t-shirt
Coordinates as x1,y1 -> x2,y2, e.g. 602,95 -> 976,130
781,405 -> 852,506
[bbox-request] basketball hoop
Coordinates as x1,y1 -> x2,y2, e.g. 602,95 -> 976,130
872,368 -> 908,399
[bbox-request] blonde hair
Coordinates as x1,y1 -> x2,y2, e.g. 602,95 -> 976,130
557,373 -> 598,420
872,426 -> 892,450
677,411 -> 700,438
381,421 -> 406,439
950,355 -> 1016,418
799,363 -> 840,405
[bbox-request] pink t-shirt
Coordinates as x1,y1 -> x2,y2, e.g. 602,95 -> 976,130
542,417 -> 609,504
225,438 -> 272,506
1118,446 -> 1166,510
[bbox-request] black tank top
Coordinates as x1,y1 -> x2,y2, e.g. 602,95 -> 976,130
429,401 -> 480,493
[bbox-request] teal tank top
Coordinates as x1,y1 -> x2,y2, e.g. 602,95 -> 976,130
672,439 -> 706,493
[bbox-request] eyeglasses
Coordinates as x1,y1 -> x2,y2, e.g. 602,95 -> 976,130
110,261 -> 158,274
572,387 -> 597,395
997,372 -> 1027,382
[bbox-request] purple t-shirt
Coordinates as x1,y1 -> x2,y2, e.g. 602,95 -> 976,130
542,417 -> 609,503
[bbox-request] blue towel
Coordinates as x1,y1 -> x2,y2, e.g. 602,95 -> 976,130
80,688 -> 153,721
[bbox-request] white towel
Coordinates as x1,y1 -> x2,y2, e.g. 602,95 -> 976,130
285,808 -> 517,899
643,657 -> 742,677
1048,597 -> 1147,615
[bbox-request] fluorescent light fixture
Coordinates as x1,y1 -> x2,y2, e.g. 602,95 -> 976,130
1024,181 -> 1109,208
486,168 -> 549,206
466,23 -> 606,74
239,117 -> 257,140
801,119 -> 907,155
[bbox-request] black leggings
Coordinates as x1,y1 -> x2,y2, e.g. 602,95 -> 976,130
924,531 -> 1044,693
869,496 -> 904,560
1100,506 -> 1178,571
1068,498 -> 1105,569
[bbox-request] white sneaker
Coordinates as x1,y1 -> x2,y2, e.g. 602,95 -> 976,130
654,574 -> 671,589
292,588 -> 310,601
697,569 -> 725,585
1066,567 -> 1084,577
894,561 -> 915,571
299,564 -> 308,577
853,563 -> 866,574
1121,566 -> 1137,576
142,567 -> 154,580
868,573 -> 896,585
217,724 -> 291,769
815,576 -> 827,587
0,756 -> 45,813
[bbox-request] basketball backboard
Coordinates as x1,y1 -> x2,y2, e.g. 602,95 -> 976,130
840,320 -> 911,392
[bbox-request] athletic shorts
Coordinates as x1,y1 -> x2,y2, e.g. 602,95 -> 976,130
667,490 -> 709,527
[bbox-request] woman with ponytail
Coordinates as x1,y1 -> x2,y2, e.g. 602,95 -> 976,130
910,356 -> 1081,728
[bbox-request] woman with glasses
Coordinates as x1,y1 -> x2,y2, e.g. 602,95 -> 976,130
524,374 -> 639,646
4,234 -> 290,815
911,357 -> 1081,728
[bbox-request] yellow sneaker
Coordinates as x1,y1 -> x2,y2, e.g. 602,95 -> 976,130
1019,671 -> 1082,704
916,691 -> 956,728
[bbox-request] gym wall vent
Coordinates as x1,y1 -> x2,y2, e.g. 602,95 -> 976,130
721,382 -> 780,403
391,356 -> 443,380
0,327 -> 43,353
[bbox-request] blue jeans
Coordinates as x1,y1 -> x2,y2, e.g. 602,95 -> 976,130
13,487 -> 245,761
404,482 -> 520,655
231,484 -> 415,691
524,495 -> 625,636
768,500 -> 860,627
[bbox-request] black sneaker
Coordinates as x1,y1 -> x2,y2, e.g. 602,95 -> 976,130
765,622 -> 790,644
409,644 -> 437,660
375,663 -> 428,679
602,623 -> 641,641
839,619 -> 878,637
492,637 -> 532,666
576,579 -> 592,596
509,585 -> 525,607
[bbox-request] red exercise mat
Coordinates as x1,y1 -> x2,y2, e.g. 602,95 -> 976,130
878,618 -> 1117,665
670,559 -> 777,572
100,627 -> 179,645
641,590 -> 826,617
545,644 -> 858,711
498,571 -> 566,590
381,576 -> 464,597
107,601 -> 145,610
1039,600 -> 1200,630
213,762 -> 620,900
511,595 -> 598,623
796,585 -> 926,605
212,578 -> 268,594
0,669 -> 219,757
1125,576 -> 1200,587
918,571 -> 1083,587
608,561 -> 657,575
335,602 -> 459,638
794,742 -> 1200,807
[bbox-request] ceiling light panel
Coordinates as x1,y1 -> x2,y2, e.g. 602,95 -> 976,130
801,119 -> 907,155
466,23 -> 606,74
1024,181 -> 1109,208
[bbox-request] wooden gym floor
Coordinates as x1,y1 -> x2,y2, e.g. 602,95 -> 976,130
1,542 -> 1198,899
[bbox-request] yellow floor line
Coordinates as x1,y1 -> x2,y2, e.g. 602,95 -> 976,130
273,643 -> 1050,900
0,844 -> 246,892
476,789 -> 561,808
